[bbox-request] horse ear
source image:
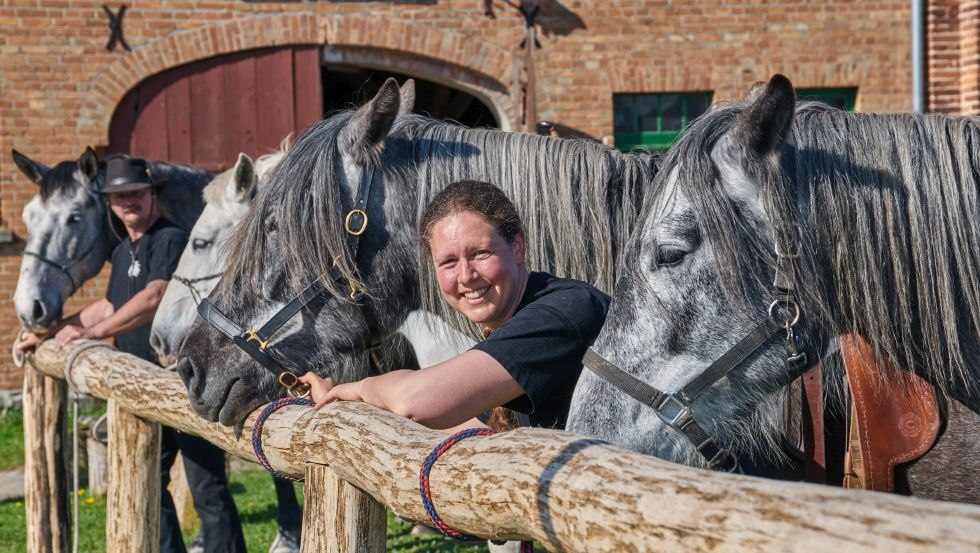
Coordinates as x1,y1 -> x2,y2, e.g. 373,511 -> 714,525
338,77 -> 401,165
11,149 -> 48,184
743,81 -> 768,103
231,153 -> 257,201
398,79 -> 416,117
79,147 -> 100,182
736,74 -> 795,161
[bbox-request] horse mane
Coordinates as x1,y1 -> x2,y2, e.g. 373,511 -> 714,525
221,111 -> 657,338
667,100 -> 980,403
39,161 -> 93,202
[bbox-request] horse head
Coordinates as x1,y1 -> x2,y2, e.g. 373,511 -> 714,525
568,76 -> 805,468
150,151 -> 275,366
178,79 -> 422,425
13,147 -> 112,331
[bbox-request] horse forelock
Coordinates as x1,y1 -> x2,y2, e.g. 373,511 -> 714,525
39,161 -> 97,203
663,99 -> 980,405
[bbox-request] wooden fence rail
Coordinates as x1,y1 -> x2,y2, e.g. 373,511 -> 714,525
23,340 -> 980,552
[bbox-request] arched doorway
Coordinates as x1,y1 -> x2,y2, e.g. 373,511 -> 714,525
108,47 -> 499,171
323,65 -> 499,128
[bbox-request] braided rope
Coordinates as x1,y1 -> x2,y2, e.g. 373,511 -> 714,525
251,397 -> 313,482
420,429 -> 534,552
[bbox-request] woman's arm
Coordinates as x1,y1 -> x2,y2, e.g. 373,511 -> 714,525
299,349 -> 524,430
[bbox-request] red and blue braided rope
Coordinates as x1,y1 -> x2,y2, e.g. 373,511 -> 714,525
420,428 -> 534,553
251,397 -> 313,482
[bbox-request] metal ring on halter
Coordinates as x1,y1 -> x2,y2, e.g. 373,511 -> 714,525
244,329 -> 270,350
768,298 -> 801,327
279,372 -> 311,398
344,209 -> 368,236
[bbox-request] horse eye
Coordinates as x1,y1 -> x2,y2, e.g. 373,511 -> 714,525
655,245 -> 687,267
67,214 -> 82,224
192,238 -> 213,251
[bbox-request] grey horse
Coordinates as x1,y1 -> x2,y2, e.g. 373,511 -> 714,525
177,78 -> 657,427
567,75 -> 980,503
11,147 -> 211,332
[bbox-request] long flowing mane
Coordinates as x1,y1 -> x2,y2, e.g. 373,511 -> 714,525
222,112 -> 657,337
664,101 -> 980,404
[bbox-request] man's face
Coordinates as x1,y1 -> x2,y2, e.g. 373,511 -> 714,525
108,189 -> 154,229
429,210 -> 527,331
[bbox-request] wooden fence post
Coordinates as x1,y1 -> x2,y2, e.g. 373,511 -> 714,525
106,400 -> 161,553
22,366 -> 70,553
301,464 -> 386,553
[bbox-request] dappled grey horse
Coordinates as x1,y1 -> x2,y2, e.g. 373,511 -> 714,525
12,147 -> 210,332
177,78 -> 657,427
567,75 -> 980,503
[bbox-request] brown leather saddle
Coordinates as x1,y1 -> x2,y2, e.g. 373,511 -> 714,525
801,335 -> 941,492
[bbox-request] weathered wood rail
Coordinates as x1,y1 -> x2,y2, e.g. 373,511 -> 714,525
23,340 -> 980,552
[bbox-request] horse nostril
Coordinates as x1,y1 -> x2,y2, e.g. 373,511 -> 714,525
176,356 -> 196,388
31,300 -> 45,322
149,331 -> 163,356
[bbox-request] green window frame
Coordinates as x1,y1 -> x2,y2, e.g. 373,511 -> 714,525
613,91 -> 713,151
796,87 -> 857,111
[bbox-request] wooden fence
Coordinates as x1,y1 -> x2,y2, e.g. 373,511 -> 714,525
22,340 -> 980,552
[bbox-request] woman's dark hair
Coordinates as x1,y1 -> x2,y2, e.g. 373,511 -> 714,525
418,180 -> 524,255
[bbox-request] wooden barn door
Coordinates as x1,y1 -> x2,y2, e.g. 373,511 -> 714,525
109,46 -> 322,171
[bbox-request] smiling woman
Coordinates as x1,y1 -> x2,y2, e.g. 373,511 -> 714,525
299,180 -> 610,432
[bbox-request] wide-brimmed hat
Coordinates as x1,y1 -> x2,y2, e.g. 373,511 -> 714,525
99,157 -> 167,194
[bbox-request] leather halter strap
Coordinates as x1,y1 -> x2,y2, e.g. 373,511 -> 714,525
582,221 -> 810,471
195,167 -> 383,390
22,238 -> 102,294
584,315 -> 786,471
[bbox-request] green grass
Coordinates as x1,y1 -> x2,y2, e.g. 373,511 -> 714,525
0,411 -> 24,471
0,409 -> 505,552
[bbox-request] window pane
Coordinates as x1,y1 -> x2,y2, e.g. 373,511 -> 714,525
660,94 -> 682,131
613,95 -> 634,133
636,95 -> 660,132
685,93 -> 712,123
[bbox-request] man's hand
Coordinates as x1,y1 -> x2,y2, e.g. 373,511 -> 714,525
54,325 -> 96,349
15,331 -> 47,355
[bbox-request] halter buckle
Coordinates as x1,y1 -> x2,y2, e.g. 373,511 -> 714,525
244,329 -> 270,350
278,372 -> 311,398
344,209 -> 368,236
654,393 -> 694,430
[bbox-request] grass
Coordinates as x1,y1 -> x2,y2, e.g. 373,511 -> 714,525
0,411 -> 24,471
0,409 -> 493,552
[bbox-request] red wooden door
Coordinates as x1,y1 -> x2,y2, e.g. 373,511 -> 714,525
109,46 -> 322,171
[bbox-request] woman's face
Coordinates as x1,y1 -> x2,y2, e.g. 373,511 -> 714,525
428,210 -> 527,330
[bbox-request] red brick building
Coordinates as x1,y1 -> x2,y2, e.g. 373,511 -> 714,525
1,0 -> 977,389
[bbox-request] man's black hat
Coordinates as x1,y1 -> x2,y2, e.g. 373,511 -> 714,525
99,157 -> 167,194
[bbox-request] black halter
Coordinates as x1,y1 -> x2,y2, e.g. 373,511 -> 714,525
195,167 -> 382,394
583,228 -> 810,472
22,235 -> 103,294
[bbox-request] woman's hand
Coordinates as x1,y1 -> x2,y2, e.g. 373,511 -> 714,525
298,373 -> 367,410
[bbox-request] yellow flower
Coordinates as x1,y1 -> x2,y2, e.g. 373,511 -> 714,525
86,497 -> 95,504
15,501 -> 22,508
77,489 -> 86,496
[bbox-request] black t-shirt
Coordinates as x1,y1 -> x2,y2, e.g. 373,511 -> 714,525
471,271 -> 610,429
106,218 -> 187,364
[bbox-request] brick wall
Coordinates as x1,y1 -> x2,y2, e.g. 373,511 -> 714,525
0,0 -> 972,389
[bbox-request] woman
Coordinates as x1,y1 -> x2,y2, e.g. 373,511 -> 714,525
300,180 -> 609,431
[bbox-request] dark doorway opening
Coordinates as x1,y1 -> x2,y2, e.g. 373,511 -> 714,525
322,65 -> 499,128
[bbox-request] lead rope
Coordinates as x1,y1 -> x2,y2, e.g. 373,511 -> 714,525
63,341 -> 113,553
251,397 -> 313,482
420,429 -> 534,553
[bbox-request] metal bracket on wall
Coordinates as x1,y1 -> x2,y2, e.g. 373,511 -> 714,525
102,4 -> 131,52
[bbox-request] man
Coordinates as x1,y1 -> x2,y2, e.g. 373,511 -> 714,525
17,156 -> 246,553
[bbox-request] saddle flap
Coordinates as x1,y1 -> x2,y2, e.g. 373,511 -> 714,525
841,335 -> 941,492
